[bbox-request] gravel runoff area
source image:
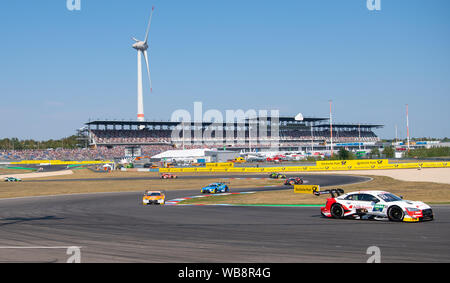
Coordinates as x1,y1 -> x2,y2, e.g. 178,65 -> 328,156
309,168 -> 450,185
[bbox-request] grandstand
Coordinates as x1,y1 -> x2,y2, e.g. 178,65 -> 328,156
312,124 -> 381,142
82,116 -> 383,154
0,116 -> 383,161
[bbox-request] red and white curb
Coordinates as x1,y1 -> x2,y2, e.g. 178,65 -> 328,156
164,182 -> 302,206
166,192 -> 256,206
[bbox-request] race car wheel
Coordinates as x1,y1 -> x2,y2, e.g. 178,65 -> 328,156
225,187 -> 229,192
388,206 -> 404,222
330,204 -> 345,219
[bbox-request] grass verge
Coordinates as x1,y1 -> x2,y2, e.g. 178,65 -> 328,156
24,169 -> 270,181
0,172 -> 281,199
0,168 -> 35,175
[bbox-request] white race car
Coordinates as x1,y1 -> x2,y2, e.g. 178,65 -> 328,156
4,177 -> 22,182
317,189 -> 434,222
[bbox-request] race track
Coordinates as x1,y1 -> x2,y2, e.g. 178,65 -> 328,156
0,174 -> 449,263
25,173 -> 367,184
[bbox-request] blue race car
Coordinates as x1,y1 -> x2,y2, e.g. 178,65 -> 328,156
201,183 -> 230,194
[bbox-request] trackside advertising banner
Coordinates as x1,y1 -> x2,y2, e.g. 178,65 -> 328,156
294,185 -> 320,194
159,161 -> 448,173
206,163 -> 234,168
316,159 -> 388,167
243,168 -> 267,173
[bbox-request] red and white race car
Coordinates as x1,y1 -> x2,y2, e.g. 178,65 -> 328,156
266,155 -> 287,162
160,173 -> 177,179
316,189 -> 434,222
284,177 -> 304,185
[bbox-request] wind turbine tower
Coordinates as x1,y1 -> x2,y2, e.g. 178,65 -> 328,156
132,6 -> 155,122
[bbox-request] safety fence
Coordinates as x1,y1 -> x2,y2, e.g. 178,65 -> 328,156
159,159 -> 450,173
9,159 -> 450,173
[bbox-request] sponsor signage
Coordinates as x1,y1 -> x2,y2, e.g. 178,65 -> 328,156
206,162 -> 234,168
352,159 -> 388,166
316,159 -> 388,167
294,185 -> 320,194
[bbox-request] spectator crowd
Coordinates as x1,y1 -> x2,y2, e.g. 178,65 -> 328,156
0,145 -> 174,161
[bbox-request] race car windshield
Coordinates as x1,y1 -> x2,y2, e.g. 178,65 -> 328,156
147,193 -> 161,196
378,193 -> 402,202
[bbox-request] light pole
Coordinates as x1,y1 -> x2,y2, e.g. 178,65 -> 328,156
358,124 -> 361,151
329,100 -> 334,157
395,124 -> 398,144
406,104 -> 410,152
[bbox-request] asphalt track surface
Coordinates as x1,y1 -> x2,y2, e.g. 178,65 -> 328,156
25,173 -> 365,184
0,174 -> 449,263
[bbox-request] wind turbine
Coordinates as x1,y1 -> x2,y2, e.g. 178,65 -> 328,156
132,6 -> 154,122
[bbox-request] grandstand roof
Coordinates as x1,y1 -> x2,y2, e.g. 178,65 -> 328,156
312,124 -> 384,129
85,118 -> 382,131
247,116 -> 329,123
86,120 -> 180,127
86,116 -> 329,128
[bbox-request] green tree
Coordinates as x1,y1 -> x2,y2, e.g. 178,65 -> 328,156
406,147 -> 450,158
383,146 -> 395,158
370,147 -> 380,158
338,148 -> 353,160
0,135 -> 81,150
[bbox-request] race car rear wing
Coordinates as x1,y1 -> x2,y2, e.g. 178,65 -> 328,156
313,189 -> 345,198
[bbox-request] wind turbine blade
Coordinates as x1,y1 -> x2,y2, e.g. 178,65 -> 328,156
144,6 -> 155,43
132,37 -> 140,42
143,50 -> 153,93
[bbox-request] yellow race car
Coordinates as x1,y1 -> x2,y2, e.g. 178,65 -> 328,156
142,191 -> 165,205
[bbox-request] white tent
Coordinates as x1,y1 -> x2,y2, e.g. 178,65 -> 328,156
152,149 -> 211,160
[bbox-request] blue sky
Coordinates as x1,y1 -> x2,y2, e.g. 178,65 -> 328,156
1,0 -> 449,140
